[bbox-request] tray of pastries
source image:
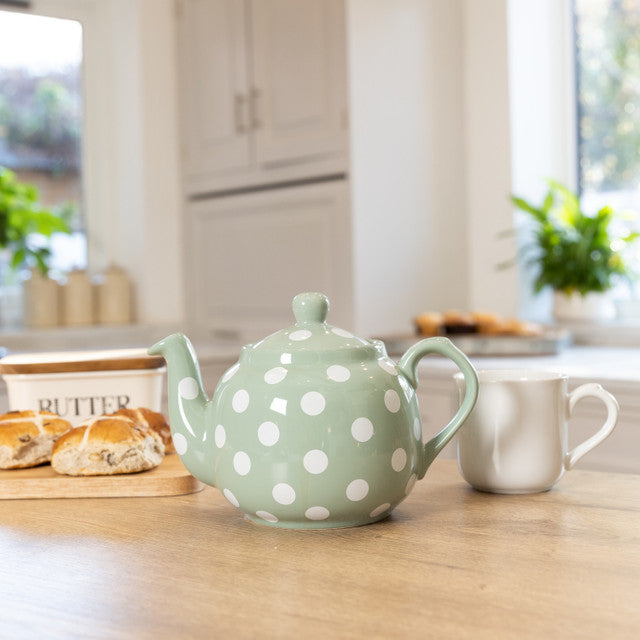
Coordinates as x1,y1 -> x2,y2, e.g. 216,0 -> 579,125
379,310 -> 571,357
0,407 -> 202,499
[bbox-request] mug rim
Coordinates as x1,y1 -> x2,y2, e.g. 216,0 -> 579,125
454,368 -> 567,383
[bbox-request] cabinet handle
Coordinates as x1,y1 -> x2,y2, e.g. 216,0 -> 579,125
234,94 -> 247,134
249,86 -> 261,130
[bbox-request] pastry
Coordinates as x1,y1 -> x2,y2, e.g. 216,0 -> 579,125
413,312 -> 443,336
0,410 -> 72,469
442,310 -> 477,335
502,318 -> 543,337
51,415 -> 164,476
110,407 -> 174,453
414,309 -> 543,338
477,316 -> 512,335
470,311 -> 503,334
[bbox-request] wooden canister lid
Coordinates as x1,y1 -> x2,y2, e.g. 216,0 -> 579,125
0,348 -> 165,375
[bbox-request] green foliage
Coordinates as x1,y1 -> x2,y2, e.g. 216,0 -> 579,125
0,167 -> 72,274
510,180 -> 639,296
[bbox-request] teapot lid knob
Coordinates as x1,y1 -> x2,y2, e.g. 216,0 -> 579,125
292,292 -> 329,324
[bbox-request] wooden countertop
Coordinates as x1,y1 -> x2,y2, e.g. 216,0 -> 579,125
1,459 -> 638,639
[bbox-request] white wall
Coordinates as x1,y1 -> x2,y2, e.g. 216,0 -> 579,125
463,0 -> 519,317
97,0 -> 184,325
347,0 -> 542,334
347,0 -> 469,336
134,0 -> 185,324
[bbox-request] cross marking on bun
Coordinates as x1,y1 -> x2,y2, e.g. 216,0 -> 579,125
0,410 -> 72,469
51,414 -> 164,476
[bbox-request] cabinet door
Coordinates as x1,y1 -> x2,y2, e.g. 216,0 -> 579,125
178,0 -> 252,189
249,0 -> 348,166
186,181 -> 353,340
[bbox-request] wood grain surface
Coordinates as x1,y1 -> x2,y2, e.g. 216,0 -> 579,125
0,460 -> 638,639
0,454 -> 202,499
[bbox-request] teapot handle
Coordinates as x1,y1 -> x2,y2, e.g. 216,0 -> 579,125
397,337 -> 478,478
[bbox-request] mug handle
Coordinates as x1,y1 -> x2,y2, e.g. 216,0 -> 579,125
565,383 -> 619,470
397,336 -> 478,478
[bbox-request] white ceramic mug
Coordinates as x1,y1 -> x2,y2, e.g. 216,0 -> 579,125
454,369 -> 619,494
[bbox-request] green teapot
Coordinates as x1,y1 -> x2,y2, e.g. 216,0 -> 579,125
149,292 -> 478,529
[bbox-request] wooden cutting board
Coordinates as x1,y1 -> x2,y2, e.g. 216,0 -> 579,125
0,454 -> 203,499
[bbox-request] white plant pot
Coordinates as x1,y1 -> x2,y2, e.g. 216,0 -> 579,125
553,291 -> 616,322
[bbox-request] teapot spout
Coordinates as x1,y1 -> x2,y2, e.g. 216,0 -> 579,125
149,333 -> 216,486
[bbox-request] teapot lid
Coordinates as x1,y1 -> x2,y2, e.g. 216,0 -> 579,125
240,292 -> 382,365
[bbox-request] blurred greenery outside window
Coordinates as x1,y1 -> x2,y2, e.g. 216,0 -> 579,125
574,0 -> 640,299
0,9 -> 86,309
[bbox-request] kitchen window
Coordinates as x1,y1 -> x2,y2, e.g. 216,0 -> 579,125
573,0 -> 640,310
0,9 -> 86,278
0,6 -> 86,328
0,0 -> 184,333
509,0 -> 640,334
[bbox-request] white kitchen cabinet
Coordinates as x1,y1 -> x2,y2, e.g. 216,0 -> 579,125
178,0 -> 251,181
179,1 -> 469,339
178,0 -> 348,194
185,180 -> 353,340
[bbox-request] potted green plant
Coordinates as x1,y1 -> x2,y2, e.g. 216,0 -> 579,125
509,179 -> 639,321
0,167 -> 73,328
0,166 -> 72,275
